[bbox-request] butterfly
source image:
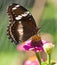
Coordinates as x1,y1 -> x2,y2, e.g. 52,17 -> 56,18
7,3 -> 39,45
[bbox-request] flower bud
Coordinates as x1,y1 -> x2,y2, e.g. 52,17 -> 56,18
43,43 -> 54,54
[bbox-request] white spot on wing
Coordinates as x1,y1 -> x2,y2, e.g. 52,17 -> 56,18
17,21 -> 23,41
15,11 -> 30,20
12,5 -> 20,10
22,13 -> 27,17
17,21 -> 23,35
15,5 -> 20,8
22,11 -> 30,17
12,7 -> 17,10
26,11 -> 30,14
15,15 -> 22,20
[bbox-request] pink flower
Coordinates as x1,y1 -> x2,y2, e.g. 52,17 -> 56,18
24,58 -> 39,65
17,35 -> 48,52
43,43 -> 54,54
23,35 -> 47,52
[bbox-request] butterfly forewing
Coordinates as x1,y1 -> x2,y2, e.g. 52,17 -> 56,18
7,3 -> 38,45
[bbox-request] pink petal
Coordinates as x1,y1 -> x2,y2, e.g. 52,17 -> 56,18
24,59 -> 39,65
17,44 -> 25,51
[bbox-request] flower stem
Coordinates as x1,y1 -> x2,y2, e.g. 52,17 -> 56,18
48,54 -> 51,65
36,52 -> 41,65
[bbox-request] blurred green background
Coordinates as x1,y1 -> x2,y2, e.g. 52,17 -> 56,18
0,0 -> 57,65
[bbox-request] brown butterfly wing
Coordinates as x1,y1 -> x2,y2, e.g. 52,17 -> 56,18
7,3 -> 38,45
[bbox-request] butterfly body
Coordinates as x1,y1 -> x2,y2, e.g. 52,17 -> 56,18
7,3 -> 38,45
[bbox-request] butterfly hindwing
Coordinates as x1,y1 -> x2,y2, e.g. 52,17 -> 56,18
7,3 -> 38,45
